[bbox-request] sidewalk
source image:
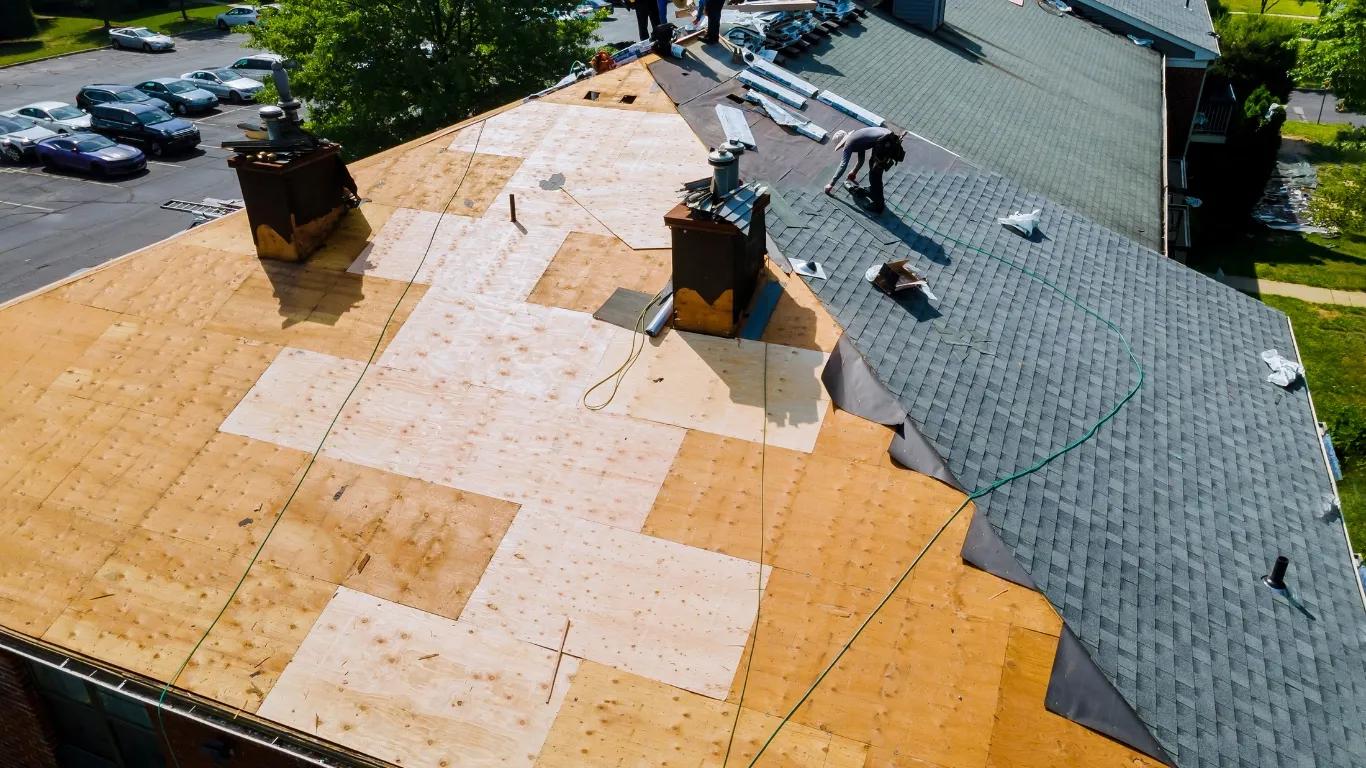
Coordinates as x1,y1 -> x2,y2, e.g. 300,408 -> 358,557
1217,272 -> 1366,306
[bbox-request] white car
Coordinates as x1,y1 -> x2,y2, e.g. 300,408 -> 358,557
226,52 -> 293,82
182,69 -> 265,104
0,114 -> 58,162
216,4 -> 278,30
2,102 -> 91,133
109,26 -> 175,51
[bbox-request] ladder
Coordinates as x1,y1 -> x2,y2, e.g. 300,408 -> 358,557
160,199 -> 241,219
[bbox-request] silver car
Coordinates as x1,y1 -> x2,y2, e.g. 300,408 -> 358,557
181,69 -> 264,104
109,26 -> 176,51
0,114 -> 58,162
2,101 -> 91,133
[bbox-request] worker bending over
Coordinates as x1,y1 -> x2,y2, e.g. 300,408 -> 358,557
825,126 -> 906,214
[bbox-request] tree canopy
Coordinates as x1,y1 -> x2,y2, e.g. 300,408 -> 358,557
1297,0 -> 1366,109
248,0 -> 600,158
1211,13 -> 1299,101
0,0 -> 40,40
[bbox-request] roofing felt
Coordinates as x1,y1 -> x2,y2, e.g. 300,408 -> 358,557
765,167 -> 1366,768
780,1 -> 1165,250
1070,0 -> 1219,56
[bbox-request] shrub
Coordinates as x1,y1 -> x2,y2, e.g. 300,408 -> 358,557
1310,161 -> 1366,230
0,0 -> 40,39
1213,13 -> 1300,101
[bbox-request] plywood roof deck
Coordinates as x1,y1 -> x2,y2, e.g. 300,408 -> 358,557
0,59 -> 1160,767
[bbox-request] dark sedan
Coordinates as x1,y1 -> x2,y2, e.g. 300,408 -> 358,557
134,78 -> 218,115
75,84 -> 170,114
88,103 -> 199,156
36,133 -> 145,177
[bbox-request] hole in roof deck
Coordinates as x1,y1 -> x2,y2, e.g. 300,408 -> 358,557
619,94 -> 637,104
584,90 -> 601,101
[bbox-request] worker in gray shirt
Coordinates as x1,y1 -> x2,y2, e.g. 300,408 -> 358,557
825,126 -> 905,214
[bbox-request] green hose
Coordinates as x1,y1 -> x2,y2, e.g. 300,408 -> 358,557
745,193 -> 1146,765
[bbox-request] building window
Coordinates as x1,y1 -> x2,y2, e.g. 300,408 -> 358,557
26,662 -> 166,768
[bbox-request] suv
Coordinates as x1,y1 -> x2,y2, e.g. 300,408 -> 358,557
76,84 -> 170,114
88,103 -> 199,157
226,53 -> 293,82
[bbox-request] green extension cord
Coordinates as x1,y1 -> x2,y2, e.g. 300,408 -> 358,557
744,193 -> 1146,766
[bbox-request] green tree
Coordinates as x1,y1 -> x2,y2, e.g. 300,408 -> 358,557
1298,0 -> 1366,110
1212,13 -> 1299,101
1310,162 -> 1366,230
0,0 -> 40,39
247,0 -> 599,158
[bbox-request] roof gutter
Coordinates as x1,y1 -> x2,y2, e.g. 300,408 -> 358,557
0,628 -> 387,768
1283,316 -> 1366,611
1161,54 -> 1170,258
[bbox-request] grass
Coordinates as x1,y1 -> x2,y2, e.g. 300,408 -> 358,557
1192,121 -> 1366,291
1263,295 -> 1366,554
0,4 -> 232,67
1222,0 -> 1321,16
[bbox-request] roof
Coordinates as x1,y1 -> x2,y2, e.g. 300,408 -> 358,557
0,57 -> 1160,768
779,1 -> 1165,249
1069,0 -> 1219,56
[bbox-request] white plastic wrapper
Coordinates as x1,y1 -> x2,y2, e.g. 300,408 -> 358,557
999,209 -> 1042,237
1261,349 -> 1304,388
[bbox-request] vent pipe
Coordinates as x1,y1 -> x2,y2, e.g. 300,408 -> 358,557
709,149 -> 739,199
1264,556 -> 1289,591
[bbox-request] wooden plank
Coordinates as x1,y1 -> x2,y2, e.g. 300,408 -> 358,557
811,404 -> 898,468
540,62 -> 680,115
526,231 -> 671,315
985,627 -> 1165,768
344,207 -> 445,283
536,661 -> 869,767
378,289 -> 619,403
461,506 -> 768,699
259,586 -> 579,768
254,456 -> 519,621
0,497 -> 130,637
594,330 -> 829,453
0,296 -> 121,414
219,347 -> 367,454
760,265 -> 844,353
361,142 -> 522,214
54,243 -> 257,328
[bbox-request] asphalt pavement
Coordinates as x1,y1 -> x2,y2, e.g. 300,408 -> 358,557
0,32 -> 259,302
1285,90 -> 1366,128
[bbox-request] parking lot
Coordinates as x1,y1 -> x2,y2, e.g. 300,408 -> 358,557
0,33 -> 261,302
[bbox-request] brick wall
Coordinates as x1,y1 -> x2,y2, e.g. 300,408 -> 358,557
0,650 -> 59,768
1167,65 -> 1208,159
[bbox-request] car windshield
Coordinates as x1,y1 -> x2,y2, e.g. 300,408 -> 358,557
115,90 -> 147,103
134,28 -> 155,37
49,105 -> 84,120
76,135 -> 116,152
211,69 -> 239,80
0,115 -> 35,131
136,110 -> 172,125
163,80 -> 197,94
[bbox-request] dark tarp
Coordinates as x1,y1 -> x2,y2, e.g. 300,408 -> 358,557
959,510 -> 1036,589
888,416 -> 964,492
821,334 -> 907,426
594,287 -> 658,330
1046,627 -> 1174,765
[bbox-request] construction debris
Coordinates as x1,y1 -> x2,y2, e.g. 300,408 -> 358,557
743,92 -> 828,141
715,105 -> 758,150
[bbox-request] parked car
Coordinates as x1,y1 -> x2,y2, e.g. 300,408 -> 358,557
109,26 -> 175,51
181,69 -> 264,104
215,4 -> 278,29
0,114 -> 58,162
1,102 -> 91,133
76,84 -> 170,114
36,133 -> 145,177
226,52 -> 294,82
87,103 -> 200,157
135,78 -> 218,115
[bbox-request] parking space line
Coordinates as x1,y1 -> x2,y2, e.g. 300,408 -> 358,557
145,160 -> 182,168
0,167 -> 121,188
0,199 -> 56,212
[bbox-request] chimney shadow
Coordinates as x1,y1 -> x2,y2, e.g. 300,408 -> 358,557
259,260 -> 367,330
871,5 -> 985,64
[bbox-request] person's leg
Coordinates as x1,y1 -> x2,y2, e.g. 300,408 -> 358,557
636,1 -> 650,39
704,0 -> 723,42
659,0 -> 670,26
868,164 -> 885,212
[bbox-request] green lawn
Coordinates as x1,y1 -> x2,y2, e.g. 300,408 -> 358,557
1222,0 -> 1321,16
1263,295 -> 1366,553
1195,121 -> 1366,291
0,4 -> 231,67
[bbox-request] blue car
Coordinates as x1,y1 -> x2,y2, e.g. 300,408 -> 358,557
36,132 -> 145,177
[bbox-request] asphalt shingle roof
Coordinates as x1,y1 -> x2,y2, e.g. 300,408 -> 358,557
1070,0 -> 1220,56
783,1 -> 1165,250
765,169 -> 1366,768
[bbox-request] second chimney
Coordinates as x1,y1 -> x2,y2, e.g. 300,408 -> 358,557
892,0 -> 945,32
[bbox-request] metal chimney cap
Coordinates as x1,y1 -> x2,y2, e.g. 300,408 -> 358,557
708,148 -> 736,167
259,105 -> 285,120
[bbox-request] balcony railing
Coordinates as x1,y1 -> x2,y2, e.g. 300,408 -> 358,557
1192,81 -> 1237,139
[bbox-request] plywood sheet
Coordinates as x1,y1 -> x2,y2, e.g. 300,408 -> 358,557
730,568 -> 1011,768
461,506 -> 768,699
220,347 -> 367,454
0,393 -> 128,501
48,320 -> 279,428
448,99 -> 563,158
986,627 -> 1164,768
259,586 -> 579,768
138,433 -> 311,558
378,289 -> 618,403
345,207 -> 445,283
540,62 -> 679,114
204,260 -> 427,362
595,330 -> 829,453
526,231 -> 671,315
0,497 -> 129,637
536,661 -> 869,767
54,243 -> 257,327
810,404 -> 898,469
256,456 -> 519,620
361,134 -> 522,214
0,296 -> 118,413
760,266 -> 844,353
307,202 -> 400,272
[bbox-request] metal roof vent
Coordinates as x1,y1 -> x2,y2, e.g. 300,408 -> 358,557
709,149 -> 740,199
892,0 -> 945,32
1263,555 -> 1289,592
